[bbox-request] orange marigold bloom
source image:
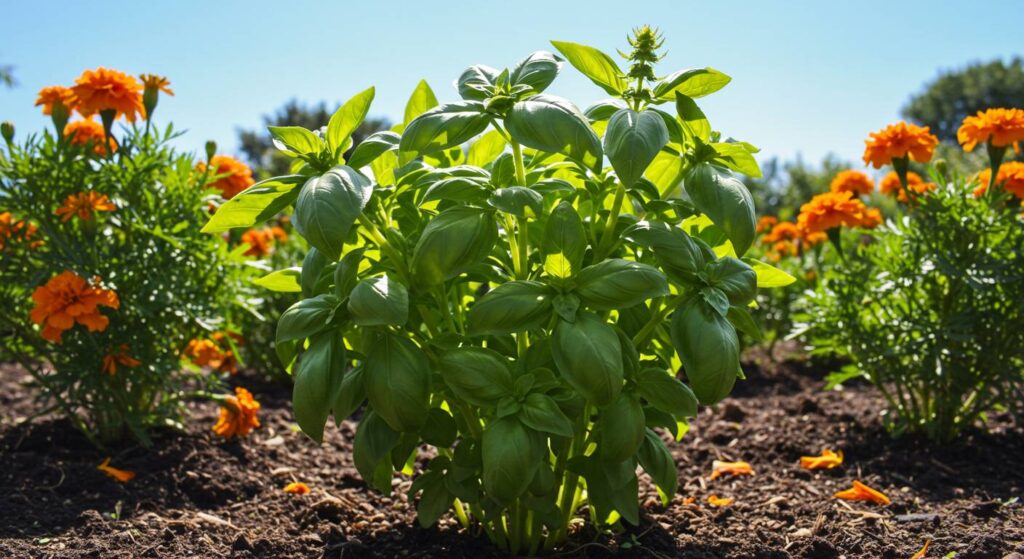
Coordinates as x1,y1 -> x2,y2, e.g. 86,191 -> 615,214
198,155 -> 255,200
55,191 -> 116,222
0,212 -> 39,251
862,122 -> 939,168
707,495 -> 733,507
35,85 -> 77,115
974,161 -> 1024,199
800,449 -> 844,470
284,482 -> 311,494
240,226 -> 288,257
829,170 -> 875,196
102,344 -> 142,376
139,74 -> 174,96
64,119 -> 116,155
709,460 -> 754,480
30,271 -> 119,343
97,457 -> 135,483
834,480 -> 890,506
762,221 -> 800,244
756,216 -> 778,234
797,191 -> 879,234
957,108 -> 1024,153
71,67 -> 145,122
879,171 -> 936,203
184,338 -> 238,374
213,387 -> 261,438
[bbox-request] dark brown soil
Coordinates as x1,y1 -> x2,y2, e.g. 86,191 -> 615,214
1,346 -> 1021,559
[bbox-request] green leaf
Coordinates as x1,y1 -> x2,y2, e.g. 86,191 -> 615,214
422,177 -> 491,204
549,40 -> 629,96
653,68 -> 731,101
268,125 -> 323,156
348,275 -> 409,326
456,65 -> 499,101
201,175 -> 304,233
293,329 -> 347,443
348,131 -> 400,169
505,95 -> 602,172
301,248 -> 330,298
669,297 -> 740,405
487,186 -> 543,218
415,474 -> 454,527
466,280 -> 554,336
575,259 -> 669,310
575,455 -> 638,525
710,142 -> 762,178
551,312 -> 623,406
684,163 -> 756,257
543,201 -> 587,280
644,151 -> 684,196
364,332 -> 431,432
353,411 -> 399,493
334,248 -> 365,298
705,257 -> 757,305
332,364 -> 366,424
467,130 -> 507,167
623,221 -> 714,285
421,408 -> 458,448
510,51 -> 562,94
327,86 -> 375,156
584,99 -> 628,122
744,258 -> 797,288
253,267 -> 302,292
411,206 -> 498,286
638,430 -> 678,503
293,166 -> 374,259
399,102 -> 491,159
700,286 -> 731,317
276,294 -> 340,347
604,108 -> 669,187
404,79 -> 439,127
598,392 -> 646,463
727,305 -> 762,342
519,393 -> 573,438
439,346 -> 515,406
675,93 -> 710,143
635,368 -> 698,418
482,417 -> 542,505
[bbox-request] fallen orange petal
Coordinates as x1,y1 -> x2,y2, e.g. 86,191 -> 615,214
97,457 -> 135,483
707,495 -> 733,507
682,496 -> 696,505
284,482 -> 310,495
834,480 -> 890,505
910,539 -> 930,559
800,449 -> 844,470
709,460 -> 755,480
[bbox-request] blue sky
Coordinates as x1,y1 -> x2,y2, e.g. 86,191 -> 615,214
2,1 -> 1021,168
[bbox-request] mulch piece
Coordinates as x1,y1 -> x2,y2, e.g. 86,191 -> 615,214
0,344 -> 1021,558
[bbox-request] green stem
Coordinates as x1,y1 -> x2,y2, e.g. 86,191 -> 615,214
632,295 -> 684,350
595,181 -> 627,260
511,141 -> 527,186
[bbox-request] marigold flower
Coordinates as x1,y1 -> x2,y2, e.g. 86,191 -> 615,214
71,67 -> 145,122
974,161 -> 1024,199
0,212 -> 39,251
139,74 -> 174,96
797,191 -> 880,234
97,457 -> 135,483
64,119 -> 116,155
834,480 -> 890,505
213,387 -> 261,438
879,171 -> 936,203
800,449 -> 844,470
102,344 -> 141,376
35,86 -> 77,115
829,170 -> 875,197
709,460 -> 754,480
284,482 -> 310,494
30,271 -> 119,343
910,540 -> 930,559
707,495 -> 733,507
756,216 -> 778,234
55,191 -> 116,222
862,122 -> 939,168
198,155 -> 255,200
240,226 -> 288,257
184,337 -> 238,374
762,221 -> 800,244
957,108 -> 1024,153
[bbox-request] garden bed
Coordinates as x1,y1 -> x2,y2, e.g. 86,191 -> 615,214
1,348 -> 1021,559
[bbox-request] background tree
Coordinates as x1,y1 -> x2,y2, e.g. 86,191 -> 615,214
902,57 -> 1024,143
0,63 -> 15,88
237,99 -> 390,177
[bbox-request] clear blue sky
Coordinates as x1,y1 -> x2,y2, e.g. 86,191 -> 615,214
2,0 -> 1021,168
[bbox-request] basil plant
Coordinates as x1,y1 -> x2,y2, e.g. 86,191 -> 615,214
204,26 -> 792,555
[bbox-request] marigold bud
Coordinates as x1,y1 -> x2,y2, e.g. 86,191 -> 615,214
0,120 -> 13,143
205,140 -> 217,162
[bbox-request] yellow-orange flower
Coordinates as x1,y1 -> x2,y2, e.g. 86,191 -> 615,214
240,226 -> 288,257
97,457 -> 135,483
756,216 -> 778,234
198,155 -> 255,200
184,337 -> 238,374
834,480 -> 890,506
829,170 -> 875,196
863,122 -> 939,168
879,171 -> 936,203
30,271 -> 119,343
55,191 -> 116,222
35,85 -> 77,115
957,108 -> 1024,153
974,161 -> 1024,199
102,344 -> 141,376
284,482 -> 311,494
707,495 -> 733,507
797,191 -> 880,234
64,119 -> 116,155
709,460 -> 754,480
213,387 -> 261,438
71,67 -> 145,122
0,212 -> 38,251
800,449 -> 844,470
139,74 -> 174,96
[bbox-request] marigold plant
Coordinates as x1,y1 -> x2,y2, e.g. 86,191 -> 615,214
204,28 -> 792,554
